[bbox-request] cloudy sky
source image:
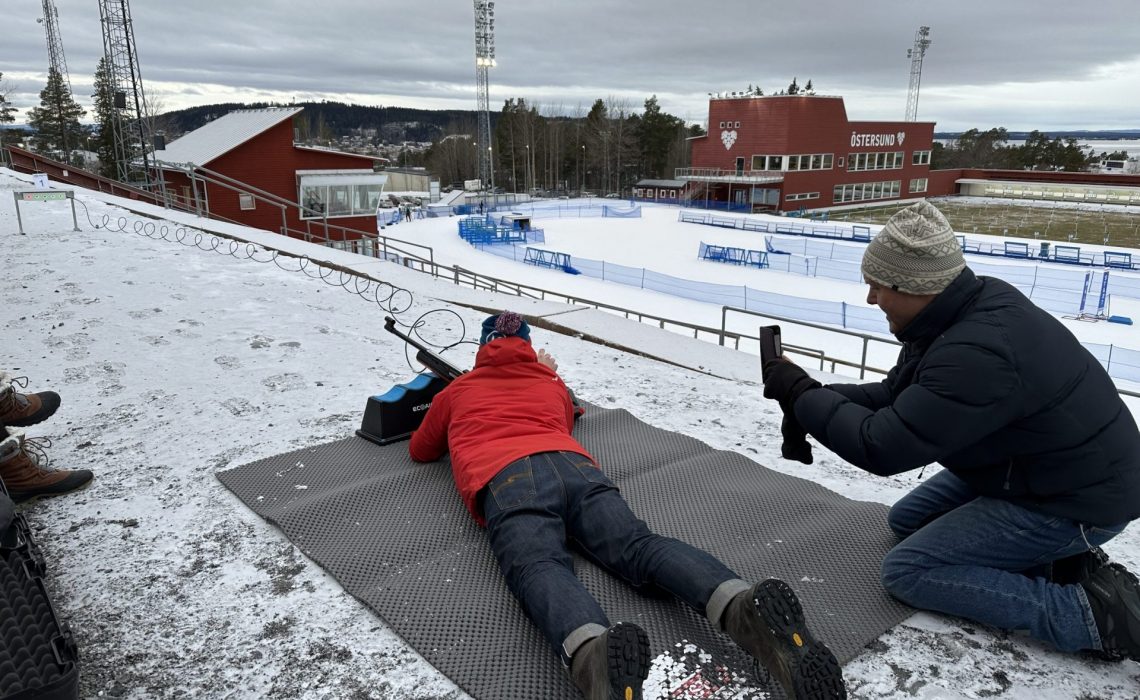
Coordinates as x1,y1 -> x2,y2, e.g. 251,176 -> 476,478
3,0 -> 1140,132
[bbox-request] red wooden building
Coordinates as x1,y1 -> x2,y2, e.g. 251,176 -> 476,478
680,94 -> 935,213
152,107 -> 388,242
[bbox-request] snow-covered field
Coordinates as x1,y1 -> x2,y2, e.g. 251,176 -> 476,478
2,168 -> 1138,698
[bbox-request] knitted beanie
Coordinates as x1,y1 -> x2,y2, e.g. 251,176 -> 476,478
479,311 -> 532,345
861,201 -> 965,295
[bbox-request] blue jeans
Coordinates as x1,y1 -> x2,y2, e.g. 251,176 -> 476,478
882,469 -> 1128,652
481,451 -> 741,661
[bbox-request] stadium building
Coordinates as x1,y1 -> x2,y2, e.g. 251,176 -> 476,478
677,94 -> 935,214
676,93 -> 1140,213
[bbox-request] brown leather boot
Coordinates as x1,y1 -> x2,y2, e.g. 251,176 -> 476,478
0,374 -> 61,428
720,579 -> 846,699
0,429 -> 93,502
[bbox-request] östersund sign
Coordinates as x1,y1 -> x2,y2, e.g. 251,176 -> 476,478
850,131 -> 907,148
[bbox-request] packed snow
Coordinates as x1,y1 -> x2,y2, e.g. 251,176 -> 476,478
2,168 -> 1138,698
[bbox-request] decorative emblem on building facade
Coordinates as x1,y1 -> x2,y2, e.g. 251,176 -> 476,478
720,129 -> 738,150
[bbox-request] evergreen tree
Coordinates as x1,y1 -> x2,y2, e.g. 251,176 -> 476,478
91,58 -> 120,178
26,68 -> 85,158
636,95 -> 682,179
0,72 -> 19,149
804,79 -> 814,94
787,77 -> 799,95
0,73 -> 15,126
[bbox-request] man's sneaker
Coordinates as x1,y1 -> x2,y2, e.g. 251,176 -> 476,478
1052,546 -> 1111,585
721,579 -> 846,699
570,622 -> 650,700
1081,563 -> 1140,662
0,429 -> 93,502
0,374 -> 60,428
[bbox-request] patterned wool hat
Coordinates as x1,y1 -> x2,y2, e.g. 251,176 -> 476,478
861,201 -> 965,295
479,311 -> 532,345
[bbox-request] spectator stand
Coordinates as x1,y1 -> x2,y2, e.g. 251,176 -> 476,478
523,247 -> 580,274
457,216 -> 526,246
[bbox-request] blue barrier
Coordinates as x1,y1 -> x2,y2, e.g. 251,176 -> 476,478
524,247 -> 579,274
1105,251 -> 1135,270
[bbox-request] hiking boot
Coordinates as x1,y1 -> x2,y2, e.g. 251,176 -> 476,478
0,429 -> 93,503
570,622 -> 650,700
0,374 -> 61,428
1081,563 -> 1140,662
721,579 -> 846,699
1051,547 -> 1110,585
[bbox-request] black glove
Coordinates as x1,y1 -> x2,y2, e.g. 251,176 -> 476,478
762,359 -> 821,411
780,413 -> 814,465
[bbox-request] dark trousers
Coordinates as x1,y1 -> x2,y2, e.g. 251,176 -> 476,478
481,451 -> 739,661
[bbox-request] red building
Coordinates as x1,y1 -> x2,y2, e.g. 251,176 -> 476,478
153,107 -> 388,242
680,94 -> 935,213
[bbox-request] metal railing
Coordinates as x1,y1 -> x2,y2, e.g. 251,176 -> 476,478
154,162 -> 435,267
720,306 -> 901,379
674,167 -> 785,183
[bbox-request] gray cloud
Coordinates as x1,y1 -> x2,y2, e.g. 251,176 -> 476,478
4,0 -> 1139,131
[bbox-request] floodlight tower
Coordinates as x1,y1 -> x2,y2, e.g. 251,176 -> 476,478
473,0 -> 496,202
905,26 -> 932,122
99,0 -> 152,187
37,0 -> 74,153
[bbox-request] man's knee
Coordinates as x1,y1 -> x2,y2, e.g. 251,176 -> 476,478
885,502 -> 915,540
880,545 -> 928,602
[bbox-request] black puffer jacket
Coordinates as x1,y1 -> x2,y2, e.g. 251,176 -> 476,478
796,267 -> 1140,526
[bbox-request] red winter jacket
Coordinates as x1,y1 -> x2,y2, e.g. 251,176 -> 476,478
408,336 -> 593,523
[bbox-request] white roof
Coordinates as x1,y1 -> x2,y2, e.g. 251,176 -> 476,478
153,107 -> 303,167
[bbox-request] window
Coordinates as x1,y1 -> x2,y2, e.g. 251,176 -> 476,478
837,156 -> 845,168
787,157 -> 799,171
669,190 -> 676,198
785,192 -> 820,201
238,193 -> 255,210
298,170 -> 389,220
833,180 -> 902,203
910,178 -> 928,193
913,150 -> 931,165
734,121 -> 741,128
719,121 -> 726,128
768,155 -> 783,171
752,155 -> 766,171
822,154 -> 833,169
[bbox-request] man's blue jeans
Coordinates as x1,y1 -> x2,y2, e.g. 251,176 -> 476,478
883,469 -> 1128,652
481,451 -> 741,662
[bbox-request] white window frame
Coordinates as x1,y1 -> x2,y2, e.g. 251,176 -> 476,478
238,193 -> 255,210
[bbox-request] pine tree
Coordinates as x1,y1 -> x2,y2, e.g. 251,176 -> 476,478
0,72 -> 18,149
0,73 -> 15,126
26,68 -> 86,158
91,58 -> 120,178
787,77 -> 799,95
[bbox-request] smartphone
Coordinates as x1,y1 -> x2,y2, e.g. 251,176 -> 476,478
760,325 -> 783,364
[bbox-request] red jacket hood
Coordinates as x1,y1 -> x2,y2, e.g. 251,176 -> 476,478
474,336 -> 536,368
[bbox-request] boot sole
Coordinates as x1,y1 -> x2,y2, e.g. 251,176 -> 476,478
11,476 -> 94,504
605,622 -> 650,700
752,579 -> 846,699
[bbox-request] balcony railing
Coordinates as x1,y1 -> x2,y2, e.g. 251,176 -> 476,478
674,167 -> 784,183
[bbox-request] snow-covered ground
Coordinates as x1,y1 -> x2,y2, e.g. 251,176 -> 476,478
2,168 -> 1139,699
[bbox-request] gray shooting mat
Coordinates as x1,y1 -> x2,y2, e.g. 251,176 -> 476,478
218,405 -> 913,699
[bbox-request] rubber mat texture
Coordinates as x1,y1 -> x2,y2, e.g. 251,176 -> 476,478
218,404 -> 913,699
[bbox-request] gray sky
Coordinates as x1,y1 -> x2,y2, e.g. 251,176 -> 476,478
4,0 -> 1140,133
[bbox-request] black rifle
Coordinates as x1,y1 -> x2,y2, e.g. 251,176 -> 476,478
383,316 -> 466,382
